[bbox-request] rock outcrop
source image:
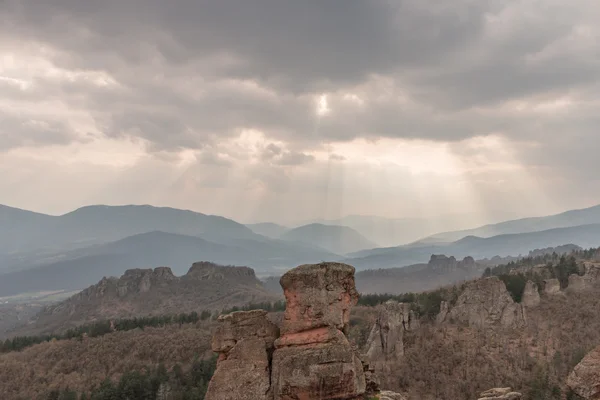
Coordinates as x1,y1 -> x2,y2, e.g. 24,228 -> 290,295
206,262 -> 401,400
376,391 -> 408,400
205,310 -> 279,400
365,300 -> 417,362
543,278 -> 561,295
436,300 -> 450,324
567,345 -> 600,399
521,281 -> 540,308
186,261 -> 257,281
24,263 -> 279,335
272,262 -> 366,400
448,277 -> 527,328
583,262 -> 600,283
478,387 -> 522,399
428,254 -> 476,273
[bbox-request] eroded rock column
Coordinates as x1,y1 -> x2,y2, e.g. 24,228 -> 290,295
365,300 -> 416,362
271,262 -> 366,400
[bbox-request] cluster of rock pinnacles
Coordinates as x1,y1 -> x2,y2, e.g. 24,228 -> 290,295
204,260 -> 600,399
205,262 -> 406,400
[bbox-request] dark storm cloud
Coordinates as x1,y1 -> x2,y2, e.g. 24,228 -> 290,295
0,0 -> 599,155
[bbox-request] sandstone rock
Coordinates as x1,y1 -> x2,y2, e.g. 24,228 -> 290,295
448,277 -> 527,328
478,387 -> 522,399
363,362 -> 380,394
377,391 -> 408,400
365,300 -> 416,362
205,310 -> 279,400
211,309 -> 279,355
279,262 -> 359,335
272,262 -> 366,400
567,345 -> 600,399
522,281 -> 540,307
207,262 -> 370,400
271,339 -> 366,400
436,300 -> 449,324
543,278 -> 561,295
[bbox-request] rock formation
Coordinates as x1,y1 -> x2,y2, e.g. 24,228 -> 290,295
448,277 -> 527,328
205,310 -> 279,400
364,300 -> 418,362
567,345 -> 600,399
521,280 -> 540,308
478,387 -> 522,399
186,261 -> 257,280
272,262 -> 366,400
428,254 -> 476,273
205,262 -> 402,400
376,391 -> 408,400
543,278 -> 561,295
24,262 -> 279,335
436,300 -> 450,323
583,262 -> 600,282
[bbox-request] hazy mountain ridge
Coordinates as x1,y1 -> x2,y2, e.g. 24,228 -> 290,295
0,204 -> 259,257
0,231 -> 338,297
421,204 -> 600,243
246,222 -> 289,238
345,223 -> 600,270
279,223 -> 376,255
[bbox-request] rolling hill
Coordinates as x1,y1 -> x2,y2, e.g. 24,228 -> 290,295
280,223 -> 377,255
0,204 -> 260,257
419,203 -> 600,244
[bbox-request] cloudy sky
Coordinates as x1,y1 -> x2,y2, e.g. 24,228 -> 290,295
1,0 -> 599,225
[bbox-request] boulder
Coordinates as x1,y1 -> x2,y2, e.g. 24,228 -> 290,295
448,277 -> 527,328
205,310 -> 279,400
567,345 -> 600,399
279,262 -> 359,335
478,387 -> 522,399
543,278 -> 561,295
522,281 -> 540,307
365,300 -> 415,362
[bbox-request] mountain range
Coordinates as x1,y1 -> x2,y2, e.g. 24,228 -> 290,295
2,202 -> 600,297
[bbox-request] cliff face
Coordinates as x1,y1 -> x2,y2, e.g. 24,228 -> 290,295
21,262 -> 278,335
205,262 -> 406,400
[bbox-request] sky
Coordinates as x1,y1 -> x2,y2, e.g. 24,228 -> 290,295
1,0 -> 599,226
